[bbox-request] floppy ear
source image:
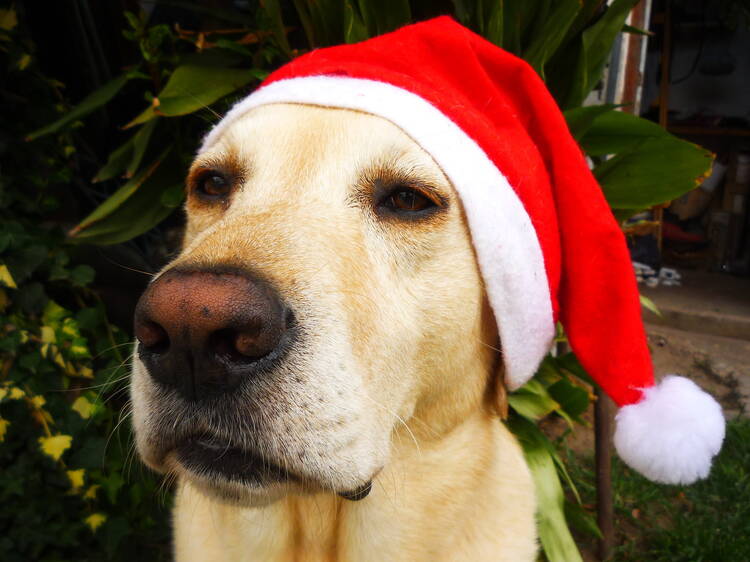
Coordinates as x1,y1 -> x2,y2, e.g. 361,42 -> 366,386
491,350 -> 509,420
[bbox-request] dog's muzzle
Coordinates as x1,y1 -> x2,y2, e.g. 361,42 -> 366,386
133,266 -> 292,401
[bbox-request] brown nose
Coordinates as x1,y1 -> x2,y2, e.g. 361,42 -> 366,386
133,267 -> 290,400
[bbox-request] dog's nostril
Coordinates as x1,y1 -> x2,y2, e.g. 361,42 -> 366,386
208,325 -> 276,361
136,321 -> 170,354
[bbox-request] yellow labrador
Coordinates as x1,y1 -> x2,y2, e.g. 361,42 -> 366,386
130,103 -> 536,561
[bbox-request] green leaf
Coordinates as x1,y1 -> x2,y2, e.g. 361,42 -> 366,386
508,379 -> 561,421
594,137 -> 713,209
125,65 -> 254,128
344,1 -> 369,43
547,379 -> 590,421
70,150 -> 185,245
510,417 -> 583,562
70,265 -> 95,287
575,0 -> 639,106
72,149 -> 169,235
95,119 -> 159,182
578,110 -> 667,156
523,0 -> 581,76
26,74 -> 130,141
565,500 -> 603,539
484,1 -> 504,47
261,0 -> 292,56
640,294 -> 662,317
563,104 -> 618,141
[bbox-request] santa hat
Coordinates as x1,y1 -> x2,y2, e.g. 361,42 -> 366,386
200,17 -> 725,485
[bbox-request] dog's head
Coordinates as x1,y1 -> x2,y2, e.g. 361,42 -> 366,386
130,104 -> 500,505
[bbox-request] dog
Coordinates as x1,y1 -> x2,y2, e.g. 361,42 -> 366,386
130,103 -> 537,561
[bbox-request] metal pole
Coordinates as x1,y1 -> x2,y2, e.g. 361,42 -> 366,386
595,388 -> 615,560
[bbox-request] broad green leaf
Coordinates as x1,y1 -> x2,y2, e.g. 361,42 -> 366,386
344,1 -> 369,43
622,23 -> 652,36
70,150 -> 185,245
510,417 -> 583,562
261,0 -> 292,56
94,119 -> 158,182
594,137 -> 713,209
357,0 -> 411,36
26,74 -> 130,141
485,1 -> 504,46
579,110 -> 667,156
563,104 -> 618,141
555,352 -> 598,390
575,0 -> 639,106
125,66 -> 254,128
39,434 -> 73,461
72,149 -> 169,235
547,379 -> 590,420
508,379 -> 561,421
565,500 -> 603,539
523,0 -> 581,75
640,294 -> 662,317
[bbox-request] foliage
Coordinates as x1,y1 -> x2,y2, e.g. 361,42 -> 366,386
0,8 -> 170,560
564,417 -> 750,561
13,2 -> 714,562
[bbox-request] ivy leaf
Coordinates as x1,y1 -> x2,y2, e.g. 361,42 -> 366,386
66,468 -> 86,492
72,396 -> 94,419
0,418 -> 9,442
85,513 -> 107,532
70,265 -> 95,287
0,264 -> 17,289
39,434 -> 73,461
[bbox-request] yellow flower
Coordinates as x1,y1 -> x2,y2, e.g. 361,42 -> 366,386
0,264 -> 17,289
0,418 -> 9,442
38,434 -> 72,461
78,366 -> 94,379
66,469 -> 85,492
9,387 -> 24,400
85,513 -> 107,532
30,395 -> 46,408
83,484 -> 100,500
72,396 -> 94,419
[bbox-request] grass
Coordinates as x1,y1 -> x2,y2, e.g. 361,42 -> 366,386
564,417 -> 750,561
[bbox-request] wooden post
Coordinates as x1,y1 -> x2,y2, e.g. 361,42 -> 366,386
595,388 -> 615,561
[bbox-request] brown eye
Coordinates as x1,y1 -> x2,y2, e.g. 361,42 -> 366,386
384,188 -> 435,212
196,173 -> 231,200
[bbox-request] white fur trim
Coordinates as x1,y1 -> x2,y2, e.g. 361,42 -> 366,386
614,375 -> 725,484
200,76 -> 555,389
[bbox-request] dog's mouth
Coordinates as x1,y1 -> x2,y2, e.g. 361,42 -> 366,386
175,436 -> 293,486
172,435 -> 374,501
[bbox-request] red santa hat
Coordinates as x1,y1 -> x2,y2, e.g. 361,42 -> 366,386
200,17 -> 724,484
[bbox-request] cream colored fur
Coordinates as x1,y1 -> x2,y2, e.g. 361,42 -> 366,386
130,104 -> 537,561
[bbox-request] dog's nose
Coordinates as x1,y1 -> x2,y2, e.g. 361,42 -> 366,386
133,268 -> 289,400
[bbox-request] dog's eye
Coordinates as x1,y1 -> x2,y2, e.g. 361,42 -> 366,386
382,188 -> 436,213
196,173 -> 231,200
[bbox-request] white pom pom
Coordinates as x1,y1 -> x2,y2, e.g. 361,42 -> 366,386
613,375 -> 725,485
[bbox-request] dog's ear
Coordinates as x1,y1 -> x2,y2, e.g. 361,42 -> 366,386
491,351 -> 509,420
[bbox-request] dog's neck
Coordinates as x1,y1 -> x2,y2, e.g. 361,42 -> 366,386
172,406 -> 536,562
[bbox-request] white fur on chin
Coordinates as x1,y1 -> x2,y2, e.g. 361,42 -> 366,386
614,375 -> 725,485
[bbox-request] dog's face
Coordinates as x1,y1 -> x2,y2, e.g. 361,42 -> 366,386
131,104 -> 497,505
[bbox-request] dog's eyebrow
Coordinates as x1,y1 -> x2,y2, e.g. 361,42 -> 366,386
187,149 -> 250,187
351,149 -> 450,208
